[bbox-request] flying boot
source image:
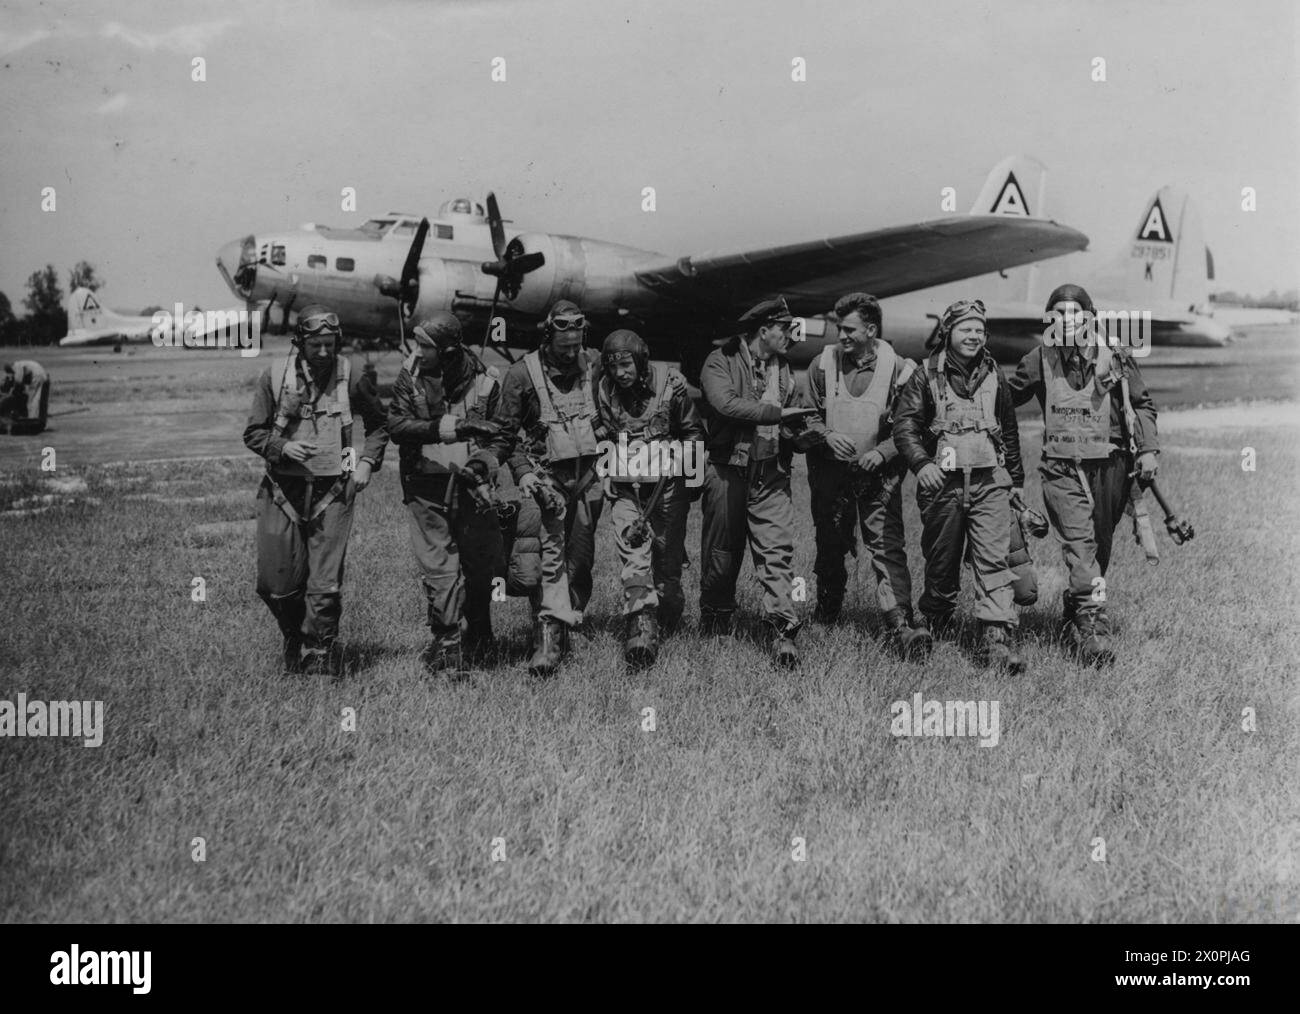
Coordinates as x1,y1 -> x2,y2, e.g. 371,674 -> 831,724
461,601 -> 495,665
528,616 -> 566,678
623,609 -> 660,669
812,590 -> 843,625
769,622 -> 801,670
699,608 -> 735,637
281,635 -> 304,676
980,622 -> 1027,674
423,627 -> 469,680
884,608 -> 933,659
1071,607 -> 1116,667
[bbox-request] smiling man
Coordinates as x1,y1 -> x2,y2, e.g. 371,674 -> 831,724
698,295 -> 815,668
1008,283 -> 1160,666
893,299 -> 1026,672
798,292 -> 930,657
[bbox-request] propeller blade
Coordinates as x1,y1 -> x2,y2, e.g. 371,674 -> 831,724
399,217 -> 430,318
486,192 -> 506,262
482,277 -> 503,355
512,251 -> 545,275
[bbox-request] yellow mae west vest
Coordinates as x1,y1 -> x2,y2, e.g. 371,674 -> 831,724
926,350 -> 1003,470
1041,347 -> 1113,461
820,340 -> 911,455
597,363 -> 673,485
524,350 -> 599,462
408,357 -> 500,471
271,353 -> 353,477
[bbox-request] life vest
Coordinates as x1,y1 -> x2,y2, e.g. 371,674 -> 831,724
820,340 -> 910,455
524,350 -> 599,462
597,363 -> 676,485
597,363 -> 672,441
1041,347 -> 1113,461
408,360 -> 500,472
271,353 -> 353,477
926,350 -> 1003,470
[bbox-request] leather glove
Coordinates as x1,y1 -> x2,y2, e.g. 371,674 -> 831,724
461,456 -> 491,484
455,418 -> 501,440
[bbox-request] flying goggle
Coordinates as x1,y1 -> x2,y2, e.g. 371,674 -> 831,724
297,312 -> 342,335
412,326 -> 460,349
549,313 -> 587,332
947,300 -> 986,318
603,351 -> 637,368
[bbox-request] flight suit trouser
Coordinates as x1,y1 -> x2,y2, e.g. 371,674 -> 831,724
916,466 -> 1017,626
808,458 -> 912,618
1039,450 -> 1133,617
405,480 -> 505,649
255,473 -> 356,650
700,458 -> 800,633
607,477 -> 689,624
532,487 -> 604,626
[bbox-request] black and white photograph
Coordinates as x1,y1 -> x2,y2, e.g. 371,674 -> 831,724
1,0 -> 1296,952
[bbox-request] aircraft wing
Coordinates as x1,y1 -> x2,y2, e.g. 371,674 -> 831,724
635,216 -> 1089,319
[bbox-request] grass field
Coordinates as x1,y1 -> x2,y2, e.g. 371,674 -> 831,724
2,398 -> 1297,923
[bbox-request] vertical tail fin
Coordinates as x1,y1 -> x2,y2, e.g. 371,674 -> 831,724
65,287 -> 107,334
969,155 -> 1049,307
1116,186 -> 1209,314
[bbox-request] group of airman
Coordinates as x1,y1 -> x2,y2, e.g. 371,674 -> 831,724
244,283 -> 1159,680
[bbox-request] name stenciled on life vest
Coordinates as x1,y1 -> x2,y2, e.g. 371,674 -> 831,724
594,434 -> 707,487
150,302 -> 262,358
1040,309 -> 1153,358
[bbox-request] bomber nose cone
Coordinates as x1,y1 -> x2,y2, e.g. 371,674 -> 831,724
217,235 -> 256,299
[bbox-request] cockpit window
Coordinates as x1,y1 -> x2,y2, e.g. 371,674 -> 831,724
360,218 -> 396,234
391,222 -> 415,236
271,245 -> 286,266
450,199 -> 471,214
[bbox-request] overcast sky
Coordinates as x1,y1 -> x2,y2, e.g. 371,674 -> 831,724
1,0 -> 1296,314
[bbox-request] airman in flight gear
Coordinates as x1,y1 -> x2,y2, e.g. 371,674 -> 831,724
798,292 -> 931,657
387,311 -> 505,678
486,299 -> 605,677
1008,283 -> 1160,666
0,360 -> 50,435
243,304 -> 388,676
893,299 -> 1027,672
698,295 -> 814,669
595,328 -> 705,668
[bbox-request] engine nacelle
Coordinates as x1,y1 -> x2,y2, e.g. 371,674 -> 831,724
498,233 -> 565,316
404,257 -> 486,323
500,233 -> 660,318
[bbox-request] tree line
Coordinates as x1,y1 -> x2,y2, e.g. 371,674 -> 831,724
0,261 -> 103,346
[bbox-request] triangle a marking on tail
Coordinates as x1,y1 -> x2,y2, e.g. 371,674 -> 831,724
989,171 -> 1031,216
1137,196 -> 1174,242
